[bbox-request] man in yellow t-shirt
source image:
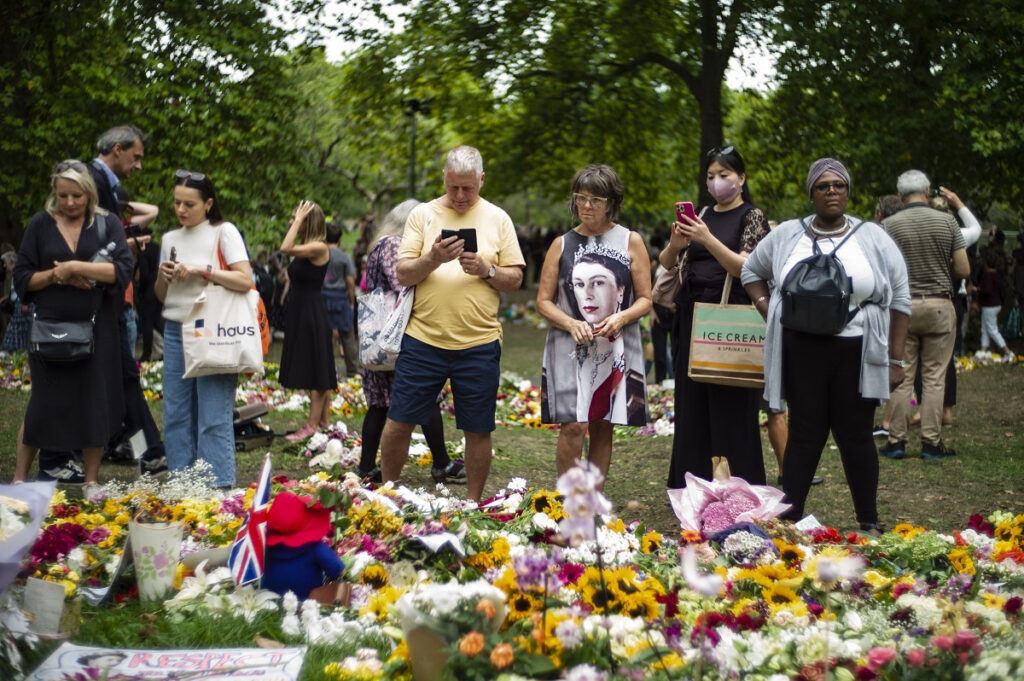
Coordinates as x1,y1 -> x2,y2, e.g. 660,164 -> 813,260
379,146 -> 525,501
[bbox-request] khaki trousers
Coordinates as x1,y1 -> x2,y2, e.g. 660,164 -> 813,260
889,298 -> 956,447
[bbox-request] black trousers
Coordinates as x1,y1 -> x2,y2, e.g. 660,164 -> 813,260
359,403 -> 449,471
780,329 -> 878,524
667,294 -> 764,488
651,303 -> 674,384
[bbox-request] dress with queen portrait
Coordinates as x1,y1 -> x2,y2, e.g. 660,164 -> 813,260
541,224 -> 648,427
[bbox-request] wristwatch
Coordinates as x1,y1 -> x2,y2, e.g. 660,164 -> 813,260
889,358 -> 907,368
484,263 -> 497,280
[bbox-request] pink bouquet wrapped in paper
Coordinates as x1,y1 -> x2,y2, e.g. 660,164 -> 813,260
667,457 -> 791,534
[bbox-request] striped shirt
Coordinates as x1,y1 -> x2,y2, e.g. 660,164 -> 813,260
883,204 -> 965,296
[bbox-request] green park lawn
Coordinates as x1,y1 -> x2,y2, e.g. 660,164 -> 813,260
1,292 -> 1022,537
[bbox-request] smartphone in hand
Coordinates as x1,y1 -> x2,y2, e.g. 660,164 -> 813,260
440,228 -> 478,252
169,246 -> 177,262
675,201 -> 697,223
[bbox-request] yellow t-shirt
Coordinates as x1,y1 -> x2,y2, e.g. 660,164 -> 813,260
399,197 -> 525,350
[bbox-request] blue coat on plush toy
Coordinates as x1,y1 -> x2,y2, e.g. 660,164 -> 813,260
262,491 -> 344,600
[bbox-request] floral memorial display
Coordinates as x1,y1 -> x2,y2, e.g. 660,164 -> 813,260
1,455 -> 1021,681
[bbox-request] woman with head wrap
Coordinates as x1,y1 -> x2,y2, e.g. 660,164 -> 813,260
661,147 -> 771,490
741,158 -> 911,534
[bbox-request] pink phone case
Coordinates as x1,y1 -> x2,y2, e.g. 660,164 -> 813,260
675,201 -> 697,222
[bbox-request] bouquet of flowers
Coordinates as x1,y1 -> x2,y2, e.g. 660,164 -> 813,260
667,458 -> 790,534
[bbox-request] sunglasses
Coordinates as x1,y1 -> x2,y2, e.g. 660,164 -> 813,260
705,145 -> 735,159
54,160 -> 87,173
174,169 -> 207,183
573,193 -> 609,207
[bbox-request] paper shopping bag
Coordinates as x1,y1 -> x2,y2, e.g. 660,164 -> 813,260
688,275 -> 765,389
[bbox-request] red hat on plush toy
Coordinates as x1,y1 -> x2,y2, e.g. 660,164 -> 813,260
266,491 -> 332,547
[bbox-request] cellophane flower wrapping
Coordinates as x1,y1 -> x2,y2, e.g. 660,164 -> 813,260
668,471 -> 791,533
395,578 -> 507,641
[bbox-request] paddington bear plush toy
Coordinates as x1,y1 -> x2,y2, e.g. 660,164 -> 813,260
262,490 -> 344,600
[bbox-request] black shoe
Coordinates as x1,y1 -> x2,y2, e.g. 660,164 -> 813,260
811,476 -> 824,485
431,461 -> 466,483
878,440 -> 906,459
357,466 -> 382,483
38,460 -> 85,484
139,447 -> 168,475
859,522 -> 885,537
921,441 -> 956,460
872,424 -> 889,438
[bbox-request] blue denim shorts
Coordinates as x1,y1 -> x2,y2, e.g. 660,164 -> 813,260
389,335 -> 501,433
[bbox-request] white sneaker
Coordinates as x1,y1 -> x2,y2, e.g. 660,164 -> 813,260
82,481 -> 103,501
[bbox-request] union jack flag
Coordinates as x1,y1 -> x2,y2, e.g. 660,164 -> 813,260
228,453 -> 272,586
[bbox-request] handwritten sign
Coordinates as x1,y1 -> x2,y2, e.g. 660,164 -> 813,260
28,643 -> 306,680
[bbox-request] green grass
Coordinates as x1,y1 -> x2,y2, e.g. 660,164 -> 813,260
3,289 -> 1023,539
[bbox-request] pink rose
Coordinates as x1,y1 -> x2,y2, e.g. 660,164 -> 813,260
906,649 -> 925,667
866,647 -> 898,670
932,635 -> 954,651
953,630 -> 979,649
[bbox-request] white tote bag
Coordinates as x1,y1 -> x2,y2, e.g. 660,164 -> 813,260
358,286 -> 414,370
182,285 -> 265,378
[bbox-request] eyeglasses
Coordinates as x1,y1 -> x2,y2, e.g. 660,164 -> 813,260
705,146 -> 735,159
54,161 -> 87,173
812,181 -> 849,194
175,169 -> 207,183
573,193 -> 609,207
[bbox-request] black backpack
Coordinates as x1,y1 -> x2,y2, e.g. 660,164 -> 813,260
780,218 -> 865,335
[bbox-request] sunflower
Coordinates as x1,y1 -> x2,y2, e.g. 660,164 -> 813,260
577,567 -> 617,614
361,563 -> 389,589
466,536 -> 511,571
772,538 -> 805,565
762,583 -> 801,609
507,591 -> 544,622
529,490 -> 566,520
641,530 -> 662,554
620,589 -> 660,619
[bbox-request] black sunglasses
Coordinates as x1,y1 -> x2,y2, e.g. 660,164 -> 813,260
54,160 -> 87,173
705,146 -> 735,159
174,169 -> 207,183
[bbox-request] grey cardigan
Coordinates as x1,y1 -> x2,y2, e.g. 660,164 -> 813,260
740,216 -> 911,410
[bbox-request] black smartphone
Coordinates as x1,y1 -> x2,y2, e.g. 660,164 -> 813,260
440,228 -> 478,252
169,246 -> 177,262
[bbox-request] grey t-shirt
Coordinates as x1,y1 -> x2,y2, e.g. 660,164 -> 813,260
324,245 -> 355,292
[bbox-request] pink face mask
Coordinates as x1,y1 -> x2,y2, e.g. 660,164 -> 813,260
707,177 -> 740,204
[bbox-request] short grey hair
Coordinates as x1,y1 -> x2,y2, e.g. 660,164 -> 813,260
896,170 -> 930,197
97,125 -> 146,155
373,198 -> 421,245
443,145 -> 483,178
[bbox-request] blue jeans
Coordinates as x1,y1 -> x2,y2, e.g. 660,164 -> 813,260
124,307 -> 138,359
162,321 -> 238,487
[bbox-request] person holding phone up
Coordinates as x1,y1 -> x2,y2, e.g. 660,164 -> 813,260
377,146 -> 526,502
661,146 -> 771,490
536,165 -> 651,489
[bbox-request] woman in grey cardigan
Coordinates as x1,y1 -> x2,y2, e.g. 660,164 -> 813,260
740,158 -> 911,535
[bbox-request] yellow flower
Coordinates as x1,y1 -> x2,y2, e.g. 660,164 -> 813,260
620,590 -> 660,619
361,564 -> 389,589
466,536 -> 511,571
947,548 -> 976,576
641,530 -> 662,554
605,518 -> 626,533
360,586 -> 402,619
892,523 -> 926,540
507,591 -> 543,622
529,490 -> 566,520
981,592 -> 1006,610
773,538 -> 805,564
762,583 -> 801,610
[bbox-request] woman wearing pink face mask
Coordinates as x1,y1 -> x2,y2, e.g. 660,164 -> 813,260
660,146 -> 770,489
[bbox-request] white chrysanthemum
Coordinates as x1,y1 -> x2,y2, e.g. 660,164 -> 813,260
507,477 -> 528,493
532,511 -> 558,531
895,593 -> 944,630
653,417 -> 674,436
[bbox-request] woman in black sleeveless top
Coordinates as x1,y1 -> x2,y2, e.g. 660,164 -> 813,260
659,147 -> 770,488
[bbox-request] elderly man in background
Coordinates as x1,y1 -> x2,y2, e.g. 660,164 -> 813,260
881,170 -> 970,460
379,145 -> 525,502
